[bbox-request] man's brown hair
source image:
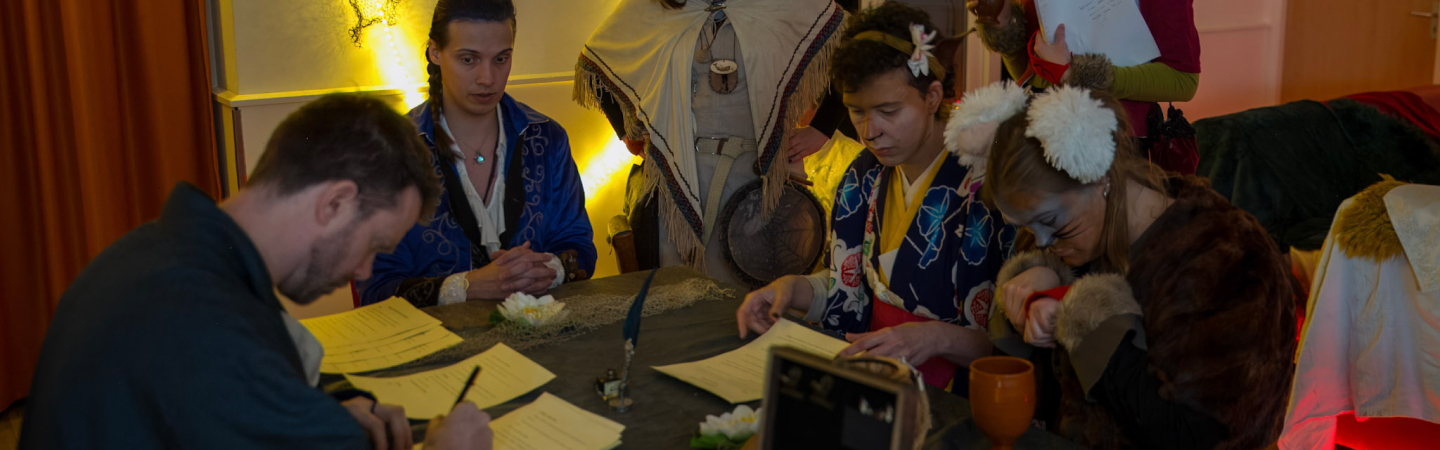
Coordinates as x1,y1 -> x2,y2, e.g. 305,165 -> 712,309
248,93 -> 441,222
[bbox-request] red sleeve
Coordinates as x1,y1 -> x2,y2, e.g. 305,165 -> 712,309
1140,0 -> 1202,73
1022,285 -> 1072,321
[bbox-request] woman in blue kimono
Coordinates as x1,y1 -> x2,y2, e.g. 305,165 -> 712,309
737,3 -> 1014,389
359,0 -> 596,308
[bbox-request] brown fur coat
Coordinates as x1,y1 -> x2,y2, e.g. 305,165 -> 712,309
1053,175 -> 1297,450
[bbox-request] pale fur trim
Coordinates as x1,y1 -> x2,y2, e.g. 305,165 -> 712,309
1055,274 -> 1140,350
1335,174 -> 1407,262
976,1 -> 1028,55
995,250 -> 1077,319
996,250 -> 1076,288
945,81 -> 1029,173
1063,53 -> 1115,92
1025,86 -> 1117,184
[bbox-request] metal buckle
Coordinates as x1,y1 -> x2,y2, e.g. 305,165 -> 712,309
695,136 -> 730,155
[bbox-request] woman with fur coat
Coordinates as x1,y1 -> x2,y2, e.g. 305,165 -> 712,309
946,82 -> 1295,449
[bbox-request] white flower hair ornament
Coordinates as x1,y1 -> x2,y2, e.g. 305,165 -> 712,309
944,81 -> 1030,174
1024,86 -> 1119,184
907,23 -> 938,77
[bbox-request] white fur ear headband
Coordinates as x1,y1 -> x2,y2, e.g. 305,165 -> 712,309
944,81 -> 1030,175
1025,86 -> 1118,184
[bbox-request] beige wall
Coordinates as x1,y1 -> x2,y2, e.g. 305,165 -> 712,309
225,0 -> 621,95
1175,0 -> 1289,119
212,0 -> 629,318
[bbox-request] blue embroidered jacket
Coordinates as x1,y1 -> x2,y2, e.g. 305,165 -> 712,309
358,95 -> 596,306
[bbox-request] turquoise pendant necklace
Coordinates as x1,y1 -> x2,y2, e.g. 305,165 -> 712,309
474,153 -> 486,164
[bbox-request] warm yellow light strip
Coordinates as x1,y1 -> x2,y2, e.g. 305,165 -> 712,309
352,0 -> 425,109
581,137 -> 639,197
347,1 -> 635,210
379,21 -> 426,108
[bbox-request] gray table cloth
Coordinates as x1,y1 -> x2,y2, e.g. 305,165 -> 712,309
333,267 -> 1083,449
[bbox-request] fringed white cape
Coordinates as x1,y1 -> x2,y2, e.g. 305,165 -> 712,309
575,0 -> 846,267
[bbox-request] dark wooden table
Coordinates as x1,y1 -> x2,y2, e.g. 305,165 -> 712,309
340,267 -> 1084,449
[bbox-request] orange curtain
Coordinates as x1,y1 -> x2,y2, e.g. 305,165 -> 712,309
0,0 -> 219,407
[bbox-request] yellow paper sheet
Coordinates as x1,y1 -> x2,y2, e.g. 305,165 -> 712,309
299,297 -> 462,373
320,327 -> 464,374
300,297 -> 442,348
653,319 -> 849,403
491,392 -> 624,450
346,343 -> 557,419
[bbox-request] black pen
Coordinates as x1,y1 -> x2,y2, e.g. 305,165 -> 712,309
453,366 -> 481,407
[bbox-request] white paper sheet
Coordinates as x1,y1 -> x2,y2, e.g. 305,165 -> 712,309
1033,0 -> 1160,67
653,319 -> 850,403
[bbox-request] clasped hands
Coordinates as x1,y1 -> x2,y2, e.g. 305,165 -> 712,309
465,242 -> 557,300
999,266 -> 1064,348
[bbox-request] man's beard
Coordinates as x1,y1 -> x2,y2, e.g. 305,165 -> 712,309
280,221 -> 358,305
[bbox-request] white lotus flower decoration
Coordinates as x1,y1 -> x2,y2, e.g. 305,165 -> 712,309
497,292 -> 569,327
699,405 -> 762,442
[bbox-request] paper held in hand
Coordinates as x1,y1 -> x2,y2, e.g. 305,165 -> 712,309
346,342 -> 556,419
299,297 -> 464,373
654,319 -> 850,403
1033,0 -> 1161,67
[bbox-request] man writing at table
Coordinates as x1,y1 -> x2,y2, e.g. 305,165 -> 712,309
21,94 -> 492,450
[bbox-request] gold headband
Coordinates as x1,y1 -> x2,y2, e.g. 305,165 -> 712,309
851,30 -> 947,80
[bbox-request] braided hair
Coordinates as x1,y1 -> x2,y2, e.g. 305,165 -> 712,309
425,0 -> 516,153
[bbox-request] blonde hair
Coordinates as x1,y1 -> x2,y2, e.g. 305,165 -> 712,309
980,91 -> 1166,273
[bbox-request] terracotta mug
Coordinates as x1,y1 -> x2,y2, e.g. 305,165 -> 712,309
968,356 -> 1036,450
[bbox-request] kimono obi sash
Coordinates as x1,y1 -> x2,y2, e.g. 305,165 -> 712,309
870,296 -> 959,389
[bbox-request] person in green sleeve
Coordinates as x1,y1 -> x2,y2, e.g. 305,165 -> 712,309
968,0 -> 1201,173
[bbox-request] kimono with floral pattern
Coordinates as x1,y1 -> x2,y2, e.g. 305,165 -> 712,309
820,151 -> 1014,334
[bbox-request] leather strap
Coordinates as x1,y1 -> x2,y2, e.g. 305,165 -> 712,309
436,149 -> 492,269
695,137 -> 757,243
499,131 -> 524,247
702,139 -> 735,244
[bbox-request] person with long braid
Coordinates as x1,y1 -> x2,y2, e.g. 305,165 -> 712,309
359,0 -> 596,307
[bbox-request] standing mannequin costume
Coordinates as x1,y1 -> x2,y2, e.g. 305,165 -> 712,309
576,0 -> 847,287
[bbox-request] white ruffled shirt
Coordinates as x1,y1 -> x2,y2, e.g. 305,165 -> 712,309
437,109 -> 565,305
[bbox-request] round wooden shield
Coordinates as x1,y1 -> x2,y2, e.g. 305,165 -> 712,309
719,180 -> 827,288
